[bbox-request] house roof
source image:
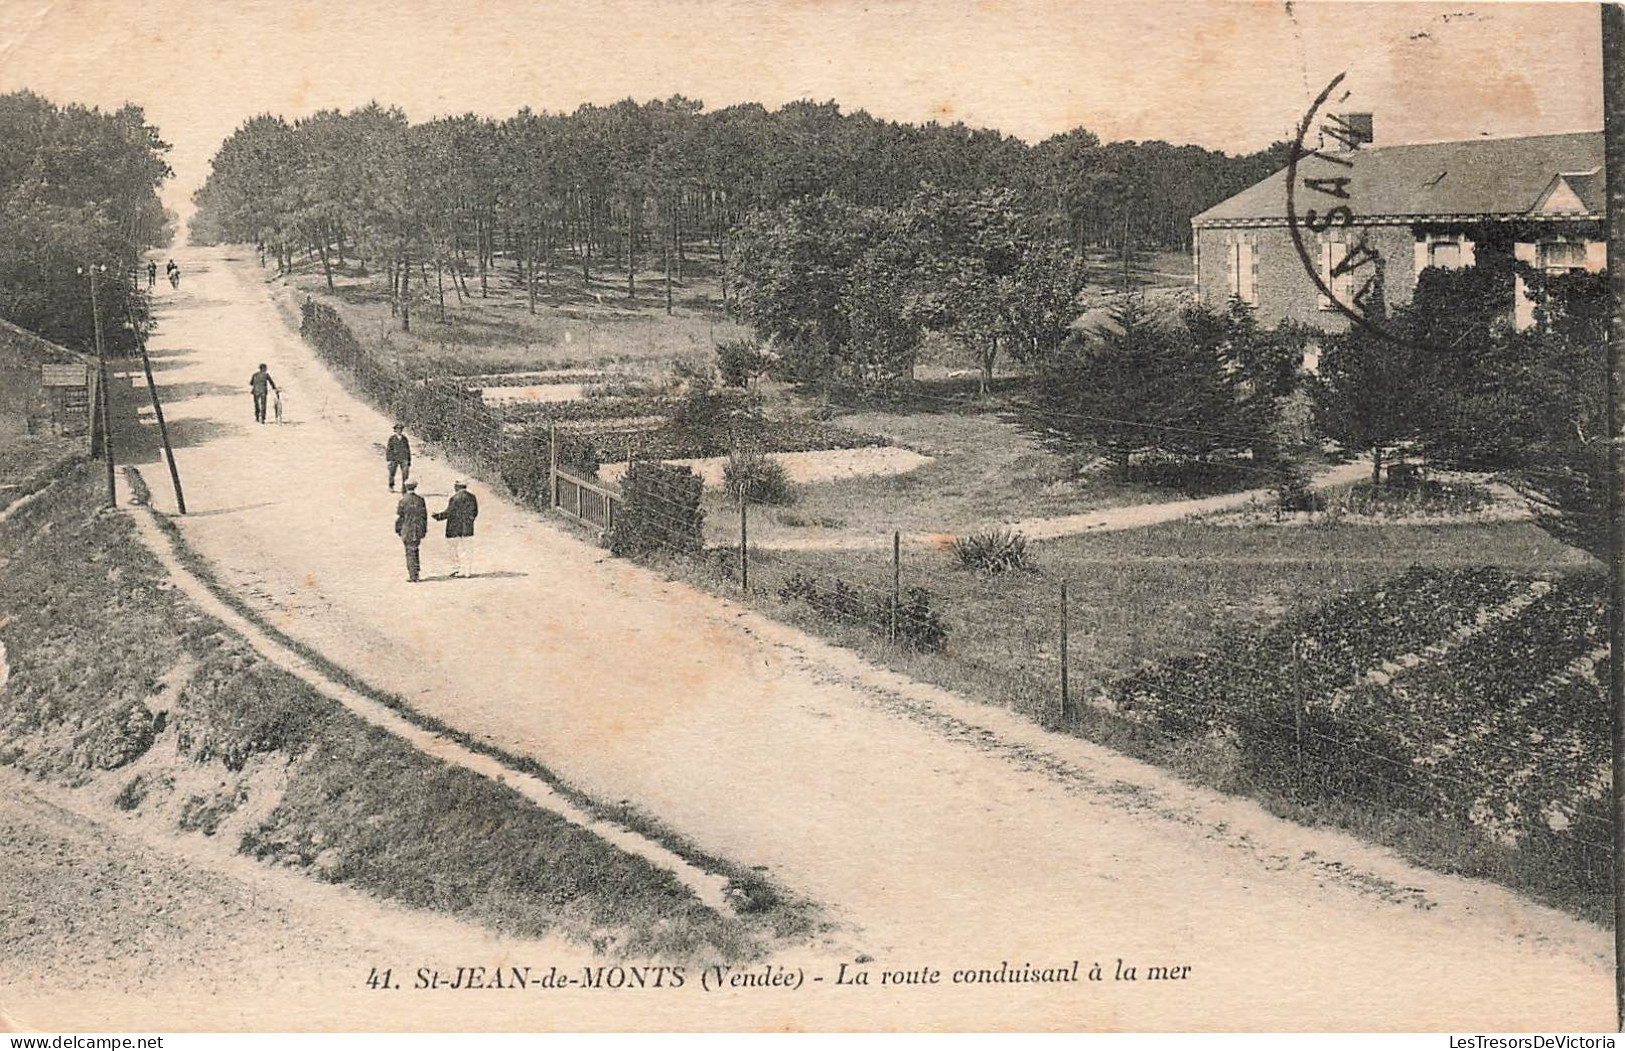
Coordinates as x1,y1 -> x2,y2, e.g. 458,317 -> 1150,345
0,317 -> 96,367
1192,130 -> 1604,226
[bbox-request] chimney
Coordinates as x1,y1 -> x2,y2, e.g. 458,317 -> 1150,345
1342,113 -> 1374,147
1319,112 -> 1375,152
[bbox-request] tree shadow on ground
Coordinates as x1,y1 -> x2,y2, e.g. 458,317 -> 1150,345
149,380 -> 240,403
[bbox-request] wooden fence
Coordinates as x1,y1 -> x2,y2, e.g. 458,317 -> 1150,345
551,465 -> 621,533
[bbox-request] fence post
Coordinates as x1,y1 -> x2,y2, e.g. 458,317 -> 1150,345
548,423 -> 558,510
1292,638 -> 1306,784
1060,580 -> 1071,724
891,530 -> 901,644
740,498 -> 749,592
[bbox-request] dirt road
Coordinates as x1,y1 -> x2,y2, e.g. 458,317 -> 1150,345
93,246 -> 1611,1030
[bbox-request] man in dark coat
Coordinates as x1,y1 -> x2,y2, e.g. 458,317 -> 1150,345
249,363 -> 278,424
394,480 -> 428,582
432,481 -> 479,578
386,423 -> 411,491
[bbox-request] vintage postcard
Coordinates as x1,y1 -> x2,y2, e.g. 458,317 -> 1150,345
0,0 -> 1617,1034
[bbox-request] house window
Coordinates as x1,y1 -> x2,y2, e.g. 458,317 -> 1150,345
1539,241 -> 1587,274
1227,237 -> 1258,305
1318,240 -> 1357,309
1428,241 -> 1461,268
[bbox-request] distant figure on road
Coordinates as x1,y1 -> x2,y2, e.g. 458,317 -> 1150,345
165,259 -> 180,289
433,481 -> 479,578
147,261 -> 157,288
394,480 -> 428,583
386,423 -> 412,491
249,363 -> 278,424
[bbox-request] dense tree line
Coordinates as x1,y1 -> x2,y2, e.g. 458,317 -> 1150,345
189,97 -> 1287,321
0,90 -> 173,350
732,188 -> 1089,391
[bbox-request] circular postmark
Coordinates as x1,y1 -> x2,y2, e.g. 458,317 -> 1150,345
1285,71 -> 1400,345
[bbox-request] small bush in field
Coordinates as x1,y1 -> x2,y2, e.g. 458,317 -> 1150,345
717,338 -> 769,388
1274,461 -> 1324,513
724,448 -> 794,505
952,529 -> 1031,574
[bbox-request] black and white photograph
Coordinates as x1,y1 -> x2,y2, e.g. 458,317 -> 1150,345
0,0 -> 1621,1035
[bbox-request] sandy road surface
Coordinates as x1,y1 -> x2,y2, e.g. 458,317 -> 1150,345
86,246 -> 1611,1030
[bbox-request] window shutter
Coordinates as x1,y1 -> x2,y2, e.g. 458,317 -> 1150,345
1236,241 -> 1256,305
1227,240 -> 1240,297
1317,242 -> 1331,309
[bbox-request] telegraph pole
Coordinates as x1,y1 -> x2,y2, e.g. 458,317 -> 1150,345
81,264 -> 115,508
1601,3 -> 1625,1032
129,290 -> 186,514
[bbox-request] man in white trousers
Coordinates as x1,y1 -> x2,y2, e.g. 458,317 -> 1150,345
433,481 -> 480,578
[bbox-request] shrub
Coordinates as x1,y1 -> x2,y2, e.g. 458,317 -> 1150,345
776,572 -> 948,652
1274,461 -> 1324,513
609,462 -> 704,560
666,386 -> 756,457
717,338 -> 769,388
1118,454 -> 1258,496
498,432 -> 551,505
895,587 -> 949,652
723,448 -> 794,505
951,529 -> 1031,574
1341,478 -> 1493,518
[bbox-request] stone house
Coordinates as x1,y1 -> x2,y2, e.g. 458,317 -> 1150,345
1191,128 -> 1605,330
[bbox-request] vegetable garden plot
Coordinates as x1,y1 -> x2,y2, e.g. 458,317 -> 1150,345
1110,566 -> 1530,734
1105,566 -> 1610,853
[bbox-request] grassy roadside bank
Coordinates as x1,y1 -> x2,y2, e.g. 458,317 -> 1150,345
0,437 -> 84,513
0,462 -> 804,959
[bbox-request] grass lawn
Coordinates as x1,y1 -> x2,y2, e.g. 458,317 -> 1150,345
282,251 -> 750,381
714,517 -> 1590,731
698,409 -> 1182,548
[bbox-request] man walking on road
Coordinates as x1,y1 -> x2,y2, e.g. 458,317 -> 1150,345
386,423 -> 412,491
249,363 -> 278,424
394,480 -> 428,583
147,260 -> 157,288
433,481 -> 479,578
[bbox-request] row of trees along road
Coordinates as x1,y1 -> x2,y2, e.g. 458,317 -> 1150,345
0,90 -> 174,351
188,97 -> 1288,324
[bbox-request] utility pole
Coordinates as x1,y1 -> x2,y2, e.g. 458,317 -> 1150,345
81,264 -> 115,508
1602,3 -> 1625,1032
129,291 -> 186,514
